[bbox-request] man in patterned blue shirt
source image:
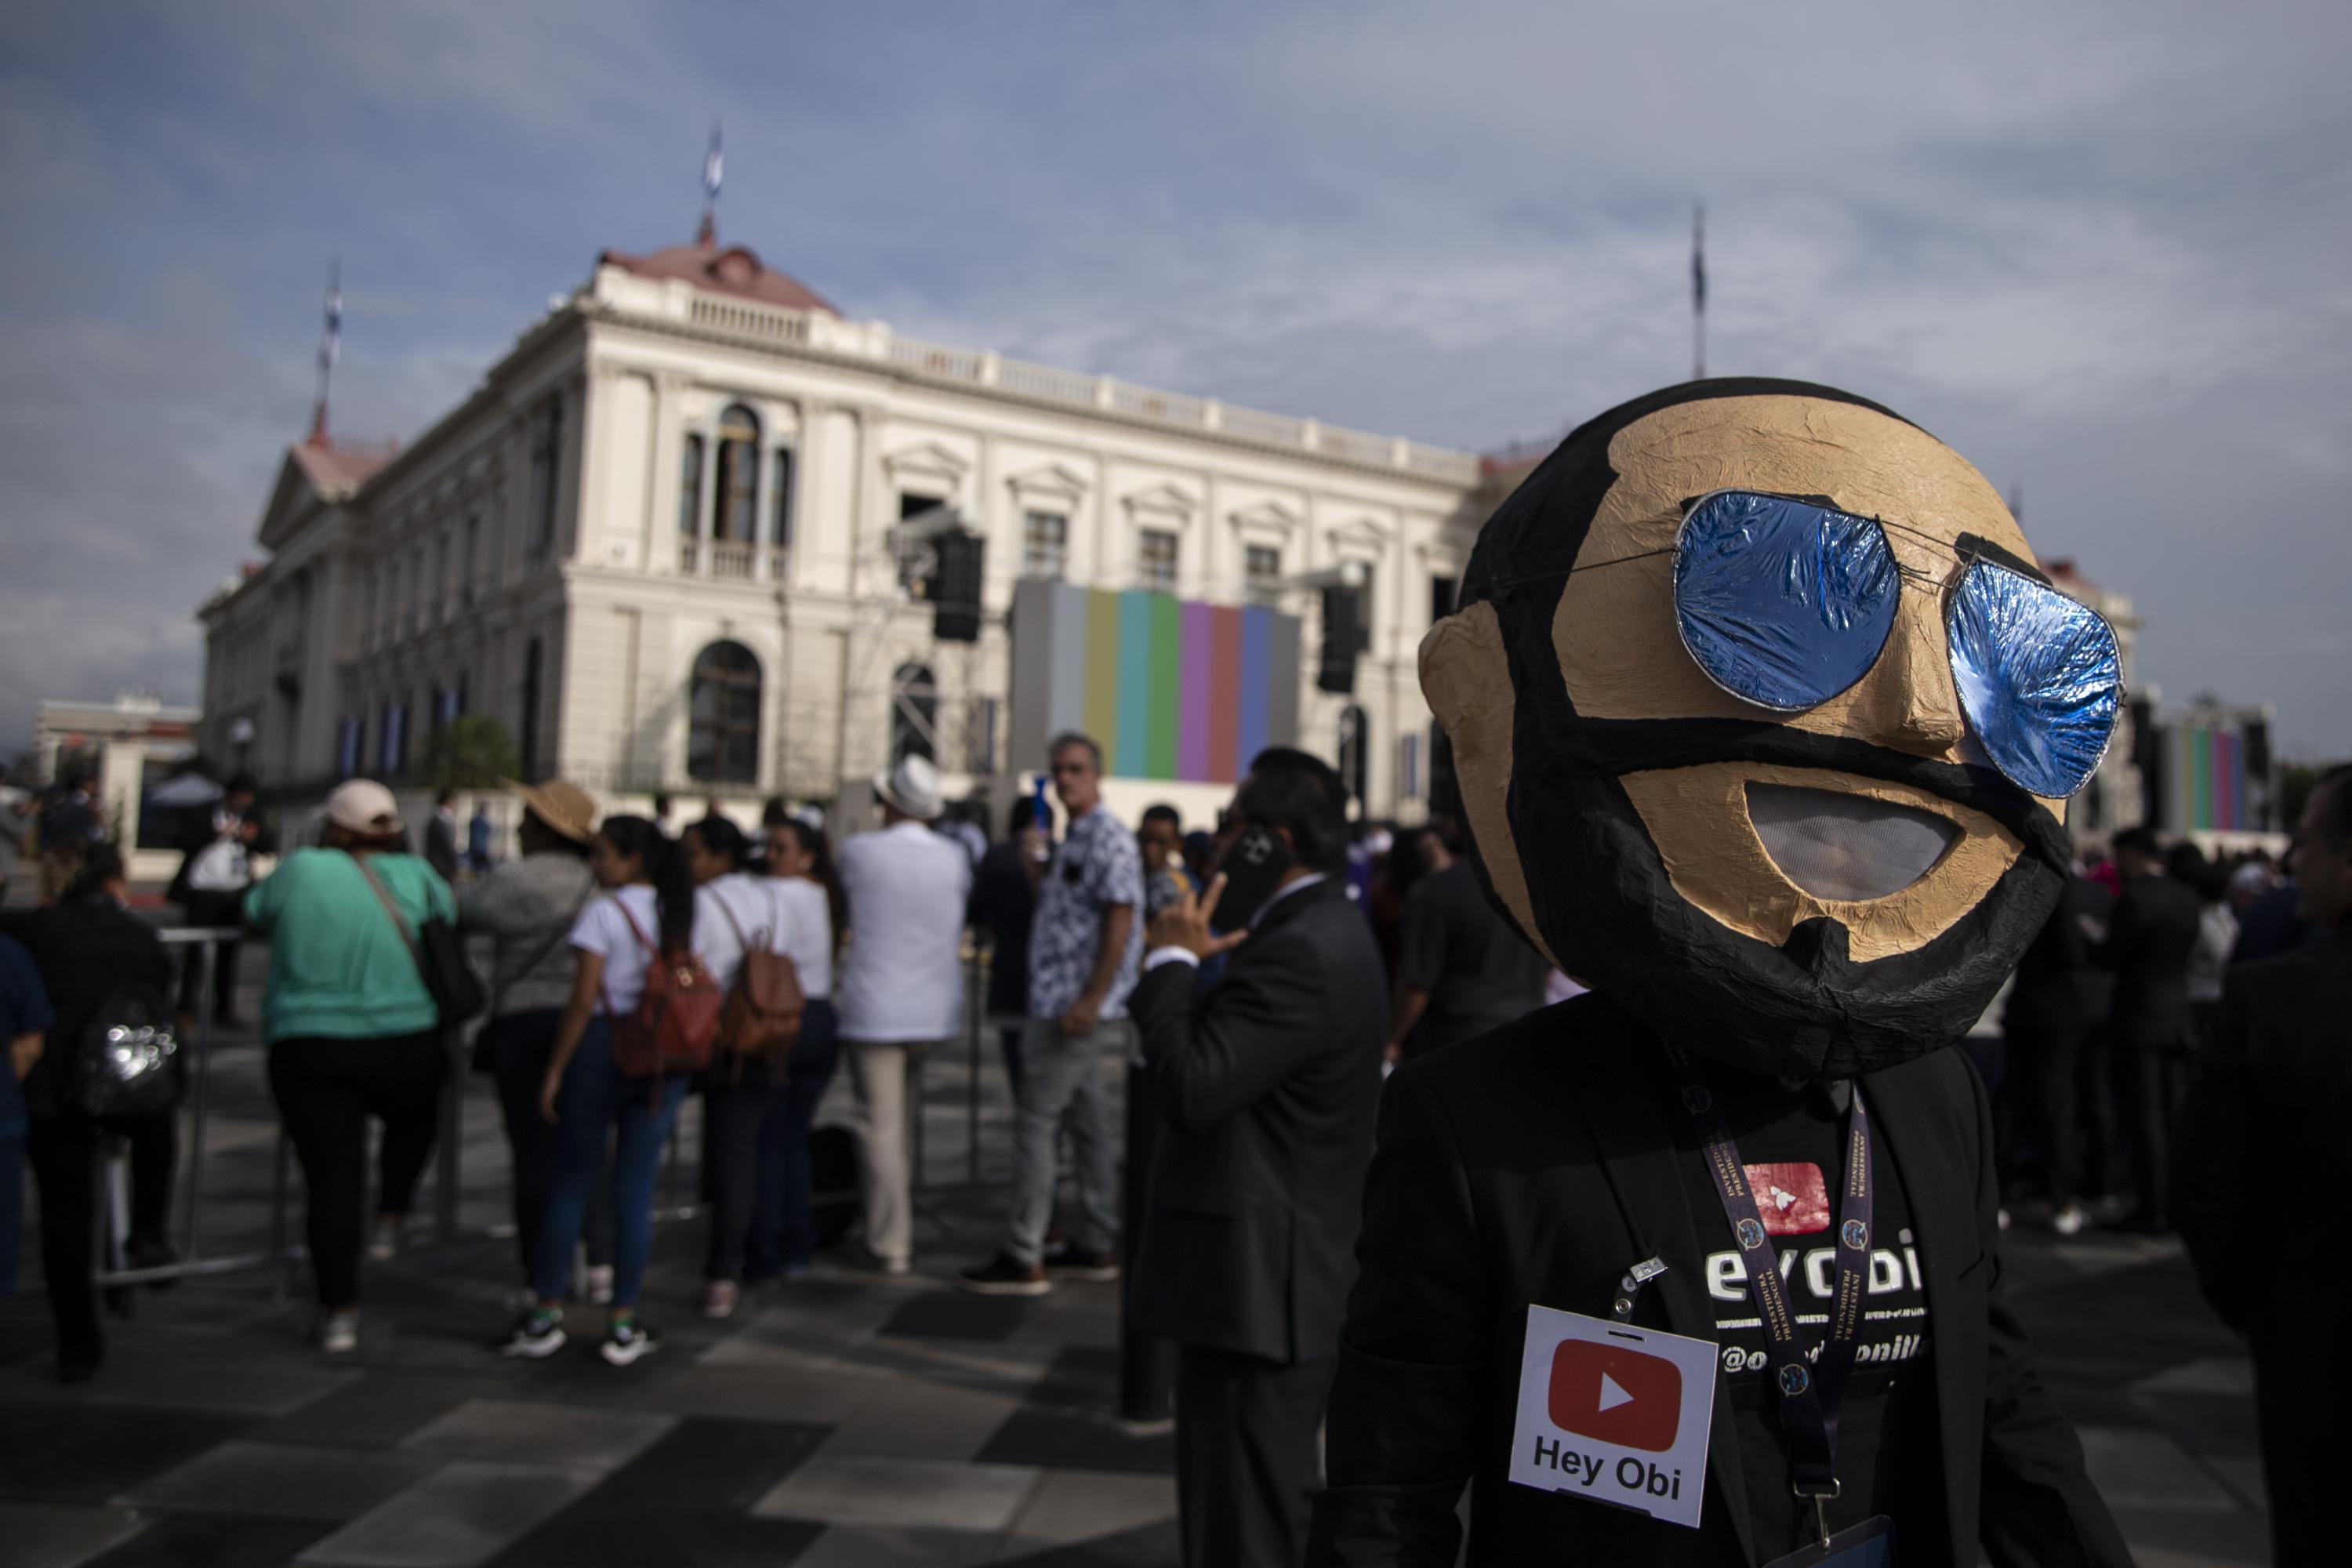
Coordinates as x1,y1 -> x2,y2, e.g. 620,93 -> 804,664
962,732 -> 1142,1294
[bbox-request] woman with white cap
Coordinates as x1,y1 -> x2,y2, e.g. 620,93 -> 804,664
244,779 -> 454,1353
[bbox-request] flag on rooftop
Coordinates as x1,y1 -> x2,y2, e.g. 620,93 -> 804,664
703,120 -> 723,205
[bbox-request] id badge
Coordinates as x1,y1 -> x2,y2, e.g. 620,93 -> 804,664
1508,1304 -> 1719,1529
1762,1515 -> 1896,1568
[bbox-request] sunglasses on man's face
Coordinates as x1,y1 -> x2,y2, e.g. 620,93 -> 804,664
1669,490 -> 2122,799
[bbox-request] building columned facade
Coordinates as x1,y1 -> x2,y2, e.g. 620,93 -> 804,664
200,231 -> 1491,823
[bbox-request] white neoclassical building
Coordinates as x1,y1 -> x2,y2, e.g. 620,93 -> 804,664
198,227 -> 1492,825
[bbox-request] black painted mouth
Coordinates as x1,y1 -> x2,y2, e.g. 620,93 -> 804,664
1747,782 -> 1961,901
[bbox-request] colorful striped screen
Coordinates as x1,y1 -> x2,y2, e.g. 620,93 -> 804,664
2167,724 -> 2249,832
1010,579 -> 1300,782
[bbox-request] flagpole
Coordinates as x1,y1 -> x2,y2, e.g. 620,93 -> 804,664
309,256 -> 340,446
1691,203 -> 1706,382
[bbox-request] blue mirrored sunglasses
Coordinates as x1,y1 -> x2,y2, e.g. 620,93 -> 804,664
1671,490 -> 2122,798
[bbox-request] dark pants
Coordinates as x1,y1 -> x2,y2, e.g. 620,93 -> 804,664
2009,1022 -> 2084,1207
485,1009 -> 612,1284
1174,1345 -> 1334,1568
268,1032 -> 446,1309
176,892 -> 245,1018
0,1131 -> 20,1295
2119,1044 -> 2191,1225
23,1113 -> 175,1367
998,1023 -> 1025,1102
750,998 -> 840,1279
702,1058 -> 776,1282
2076,1022 -> 2121,1198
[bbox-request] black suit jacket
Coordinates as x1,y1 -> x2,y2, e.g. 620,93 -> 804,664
2171,926 -> 2352,1446
1,900 -> 173,1120
1308,994 -> 2128,1568
1129,877 -> 1387,1365
2095,873 -> 2200,1049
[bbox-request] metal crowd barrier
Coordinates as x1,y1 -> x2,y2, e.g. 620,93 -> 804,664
89,931 -> 1020,1294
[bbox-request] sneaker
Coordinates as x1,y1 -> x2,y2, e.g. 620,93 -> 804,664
501,1308 -> 567,1359
2052,1203 -> 2087,1238
582,1265 -> 615,1305
601,1319 -> 661,1367
958,1253 -> 1051,1298
320,1309 -> 359,1355
366,1220 -> 402,1263
1047,1245 -> 1120,1283
702,1280 -> 740,1319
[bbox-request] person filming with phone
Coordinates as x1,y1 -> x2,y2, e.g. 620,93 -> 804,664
1128,746 -> 1388,1568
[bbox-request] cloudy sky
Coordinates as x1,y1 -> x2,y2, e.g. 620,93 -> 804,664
4,1 -> 2348,759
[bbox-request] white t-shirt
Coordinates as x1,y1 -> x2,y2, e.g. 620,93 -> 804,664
769,875 -> 835,1000
695,873 -> 790,993
569,885 -> 667,1015
836,821 -> 972,1043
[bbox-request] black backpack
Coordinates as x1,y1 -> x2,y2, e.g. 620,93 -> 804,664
73,981 -> 186,1118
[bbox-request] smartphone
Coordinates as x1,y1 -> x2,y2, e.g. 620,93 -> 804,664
1210,822 -> 1294,931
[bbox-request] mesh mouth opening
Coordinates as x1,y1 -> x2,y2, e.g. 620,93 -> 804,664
1746,782 -> 1961,902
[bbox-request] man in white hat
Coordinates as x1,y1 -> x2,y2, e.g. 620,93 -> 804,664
833,756 -> 971,1272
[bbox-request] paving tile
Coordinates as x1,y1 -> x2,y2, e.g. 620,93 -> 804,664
298,1461 -> 598,1567
783,1524 -> 1006,1566
1,1333 -> 359,1416
0,1403 -> 256,1504
834,1334 -> 1062,1397
2135,1390 -> 2263,1457
2205,1454 -> 2267,1513
2076,1425 -> 2237,1511
256,1371 -> 505,1449
751,1452 -> 1043,1532
116,1439 -> 443,1521
489,1510 -> 826,1567
568,1415 -> 831,1514
2132,1357 -> 2256,1396
0,1501 -> 150,1568
994,1519 -> 1183,1566
1007,1469 -> 1178,1545
976,1410 -> 1174,1475
824,1379 -> 1026,1461
2109,1506 -> 2273,1566
637,1363 -> 867,1425
401,1398 -> 675,1472
879,1292 -> 1038,1341
1024,1345 -> 1120,1413
84,1512 -> 336,1567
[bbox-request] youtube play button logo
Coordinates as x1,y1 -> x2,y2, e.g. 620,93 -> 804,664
1548,1340 -> 1682,1452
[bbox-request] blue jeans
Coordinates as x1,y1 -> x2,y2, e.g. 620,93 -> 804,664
1003,1015 -> 1123,1267
532,1017 -> 688,1309
750,998 -> 840,1277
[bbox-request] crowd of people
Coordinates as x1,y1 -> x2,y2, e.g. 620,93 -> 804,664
0,728 -> 2343,1563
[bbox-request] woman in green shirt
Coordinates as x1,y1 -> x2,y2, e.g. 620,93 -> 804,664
245,779 -> 453,1354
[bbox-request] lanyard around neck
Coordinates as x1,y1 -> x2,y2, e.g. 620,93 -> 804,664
1662,1042 -> 1875,1516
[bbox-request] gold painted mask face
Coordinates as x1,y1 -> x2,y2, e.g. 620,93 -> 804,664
1423,381 -> 2074,1078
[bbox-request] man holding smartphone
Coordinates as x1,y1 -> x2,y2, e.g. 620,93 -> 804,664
961,732 -> 1141,1295
1128,747 -> 1388,1567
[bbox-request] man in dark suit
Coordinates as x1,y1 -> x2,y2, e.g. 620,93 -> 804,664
1131,747 -> 1386,1568
424,789 -> 462,881
2172,767 -> 2351,1567
2094,826 -> 2201,1230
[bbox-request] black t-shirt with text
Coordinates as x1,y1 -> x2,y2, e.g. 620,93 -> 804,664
1682,1065 -> 1942,1558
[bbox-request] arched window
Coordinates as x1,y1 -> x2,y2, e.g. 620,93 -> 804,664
890,661 -> 937,764
713,404 -> 759,543
689,641 -> 762,783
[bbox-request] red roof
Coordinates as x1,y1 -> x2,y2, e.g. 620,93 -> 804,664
600,240 -> 838,315
291,441 -> 390,497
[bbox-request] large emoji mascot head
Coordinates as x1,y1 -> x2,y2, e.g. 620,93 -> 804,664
1425,379 -> 2122,1079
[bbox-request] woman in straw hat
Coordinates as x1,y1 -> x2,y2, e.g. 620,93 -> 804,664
458,780 -> 610,1308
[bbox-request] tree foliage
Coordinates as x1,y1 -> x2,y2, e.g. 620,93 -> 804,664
421,715 -> 519,790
